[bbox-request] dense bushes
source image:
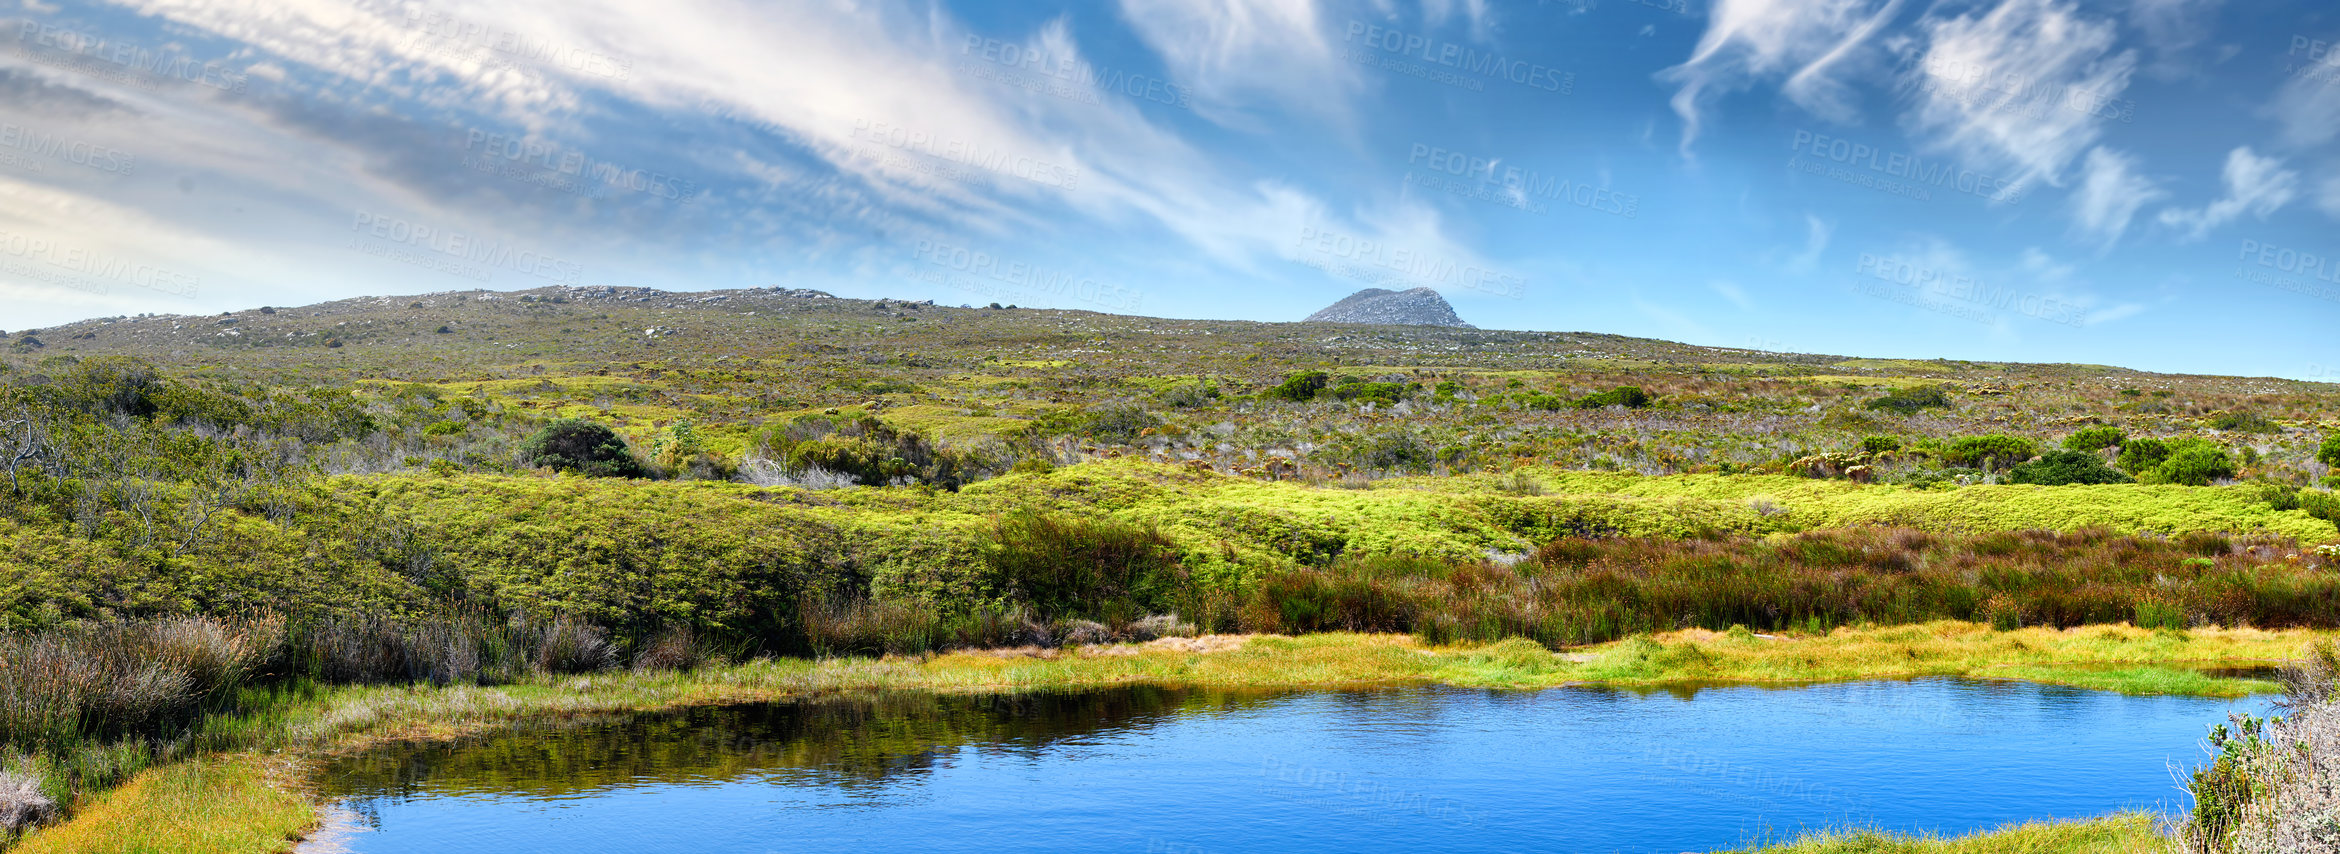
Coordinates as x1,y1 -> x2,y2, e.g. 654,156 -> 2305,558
1266,371 -> 1330,402
1575,385 -> 1653,409
982,511 -> 1184,623
517,419 -> 646,478
2125,438 -> 2240,486
1939,434 -> 2037,469
2064,426 -> 2126,452
1262,371 -> 1416,405
2182,641 -> 2340,853
1865,385 -> 1952,414
752,413 -> 992,488
2008,450 -> 2132,485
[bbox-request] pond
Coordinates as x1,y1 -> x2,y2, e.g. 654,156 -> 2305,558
308,679 -> 2272,854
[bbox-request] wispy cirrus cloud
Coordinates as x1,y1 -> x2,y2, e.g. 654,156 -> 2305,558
1116,0 -> 1362,129
1899,0 -> 2136,194
2156,146 -> 2296,240
1658,0 -> 1904,156
2069,147 -> 2162,247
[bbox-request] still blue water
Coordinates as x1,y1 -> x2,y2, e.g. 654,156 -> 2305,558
311,680 -> 2272,854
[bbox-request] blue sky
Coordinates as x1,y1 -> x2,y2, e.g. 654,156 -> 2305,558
0,0 -> 2336,379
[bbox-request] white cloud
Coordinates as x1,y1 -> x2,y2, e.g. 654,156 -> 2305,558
2069,148 -> 2162,247
1900,0 -> 2135,193
1657,0 -> 1904,156
1708,280 -> 1754,311
1117,0 -> 1360,128
2156,146 -> 2298,240
0,0 -> 1505,327
2128,0 -> 2222,73
2319,172 -> 2340,220
2267,40 -> 2340,149
1787,213 -> 1830,273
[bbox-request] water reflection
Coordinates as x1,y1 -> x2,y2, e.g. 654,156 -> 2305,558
313,679 -> 2273,854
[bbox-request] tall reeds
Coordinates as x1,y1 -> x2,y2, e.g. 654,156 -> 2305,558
0,609 -> 666,837
1243,527 -> 2340,647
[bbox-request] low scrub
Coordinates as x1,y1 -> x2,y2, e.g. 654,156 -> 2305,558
2182,641 -> 2340,853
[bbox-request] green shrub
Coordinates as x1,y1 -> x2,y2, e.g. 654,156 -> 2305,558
1864,386 -> 1951,414
2187,713 -> 2270,851
2117,438 -> 2171,475
2320,435 -> 2340,469
1942,434 -> 2037,469
983,511 -> 1184,623
1073,403 -> 1162,444
763,414 -> 987,488
2301,490 -> 2340,534
2144,439 -> 2237,487
517,419 -> 646,478
1576,386 -> 1653,409
1860,435 -> 1903,455
1157,380 -> 1219,408
1329,379 -> 1415,405
1266,371 -> 1330,402
2207,411 -> 2278,433
2063,426 -> 2126,453
2007,450 -> 2133,485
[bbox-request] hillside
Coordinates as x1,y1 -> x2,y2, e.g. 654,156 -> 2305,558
5,284 -> 2333,485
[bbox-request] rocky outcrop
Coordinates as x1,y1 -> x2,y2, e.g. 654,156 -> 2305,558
1303,287 -> 1472,328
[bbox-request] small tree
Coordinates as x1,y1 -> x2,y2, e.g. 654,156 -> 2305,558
519,419 -> 646,478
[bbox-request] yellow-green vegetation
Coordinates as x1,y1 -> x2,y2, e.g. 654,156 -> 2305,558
1728,813 -> 2161,854
7,287 -> 2338,852
11,754 -> 311,854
